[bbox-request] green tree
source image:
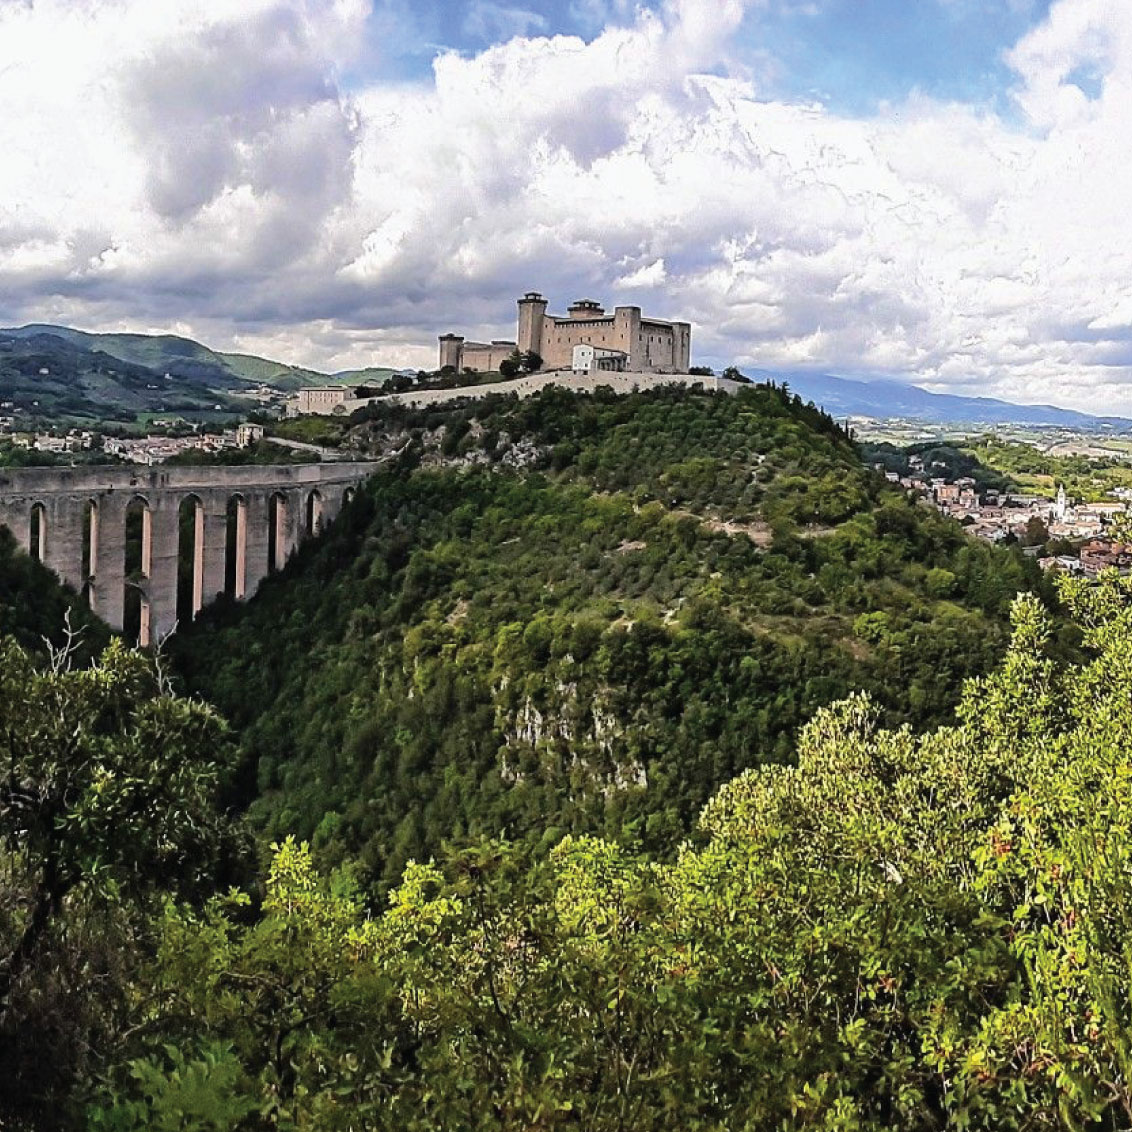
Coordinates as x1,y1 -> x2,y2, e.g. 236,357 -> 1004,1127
94,839 -> 402,1129
0,634 -> 244,1128
925,565 -> 958,597
499,350 -> 523,379
106,575 -> 1132,1130
1021,514 -> 1049,547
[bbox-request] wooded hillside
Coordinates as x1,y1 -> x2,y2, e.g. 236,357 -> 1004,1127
172,385 -> 1050,889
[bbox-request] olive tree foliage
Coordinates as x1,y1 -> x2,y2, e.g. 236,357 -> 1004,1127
0,633 -> 242,1127
98,573 -> 1132,1130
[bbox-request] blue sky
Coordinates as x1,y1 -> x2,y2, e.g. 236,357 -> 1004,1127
3,0 -> 1132,413
735,0 -> 1057,113
358,0 -> 1057,114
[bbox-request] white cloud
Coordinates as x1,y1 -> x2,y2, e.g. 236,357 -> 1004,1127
3,0 -> 1132,413
617,258 -> 668,288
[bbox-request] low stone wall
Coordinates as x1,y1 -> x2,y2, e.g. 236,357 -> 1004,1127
336,371 -> 743,414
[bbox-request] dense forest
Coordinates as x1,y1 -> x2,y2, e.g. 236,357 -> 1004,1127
7,381 -> 1117,1129
171,385 -> 1053,891
3,518 -> 1132,1127
860,439 -> 1015,492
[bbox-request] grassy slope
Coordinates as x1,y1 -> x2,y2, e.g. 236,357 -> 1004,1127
218,351 -> 348,390
4,324 -> 395,394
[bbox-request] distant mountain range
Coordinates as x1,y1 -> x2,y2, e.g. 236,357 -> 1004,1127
756,369 -> 1132,430
3,322 -> 1127,431
0,324 -> 396,425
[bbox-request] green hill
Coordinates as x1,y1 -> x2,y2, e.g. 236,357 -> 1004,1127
171,384 -> 1049,889
7,325 -> 246,386
0,324 -> 400,426
4,324 -> 336,390
0,328 -> 247,424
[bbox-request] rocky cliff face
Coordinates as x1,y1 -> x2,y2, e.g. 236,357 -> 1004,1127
497,674 -> 648,799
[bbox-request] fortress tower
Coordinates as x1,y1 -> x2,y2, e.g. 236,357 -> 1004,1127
517,292 -> 548,356
438,333 -> 465,371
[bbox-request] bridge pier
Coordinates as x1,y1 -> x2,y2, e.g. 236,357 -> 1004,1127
276,491 -> 301,567
43,495 -> 86,591
244,493 -> 271,600
145,500 -> 181,644
0,499 -> 32,556
0,463 -> 377,643
91,493 -> 128,632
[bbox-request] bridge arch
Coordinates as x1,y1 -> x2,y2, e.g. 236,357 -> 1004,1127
176,493 -> 204,624
82,498 -> 99,592
123,494 -> 152,647
0,462 -> 379,637
126,493 -> 152,577
29,502 -> 47,562
305,489 -> 324,538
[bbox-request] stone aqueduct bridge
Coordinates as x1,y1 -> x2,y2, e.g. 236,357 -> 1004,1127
0,463 -> 379,644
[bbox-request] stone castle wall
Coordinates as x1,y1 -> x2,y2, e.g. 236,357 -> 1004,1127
461,341 -> 519,371
535,311 -> 691,373
338,371 -> 742,413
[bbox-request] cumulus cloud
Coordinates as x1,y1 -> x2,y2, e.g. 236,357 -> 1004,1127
0,0 -> 363,310
3,0 -> 1132,412
617,258 -> 668,288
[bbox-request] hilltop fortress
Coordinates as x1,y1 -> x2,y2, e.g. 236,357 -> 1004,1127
291,292 -> 720,417
439,292 -> 693,375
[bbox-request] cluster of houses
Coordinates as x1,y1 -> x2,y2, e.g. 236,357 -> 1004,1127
103,423 -> 264,465
882,461 -> 1130,576
4,428 -> 97,453
1073,540 -> 1132,576
3,420 -> 269,466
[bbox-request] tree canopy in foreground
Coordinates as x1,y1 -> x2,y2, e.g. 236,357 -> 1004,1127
0,636 -> 244,1128
93,572 -> 1132,1130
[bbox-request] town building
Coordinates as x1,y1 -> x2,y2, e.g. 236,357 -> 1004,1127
571,344 -> 628,374
439,292 -> 692,375
1050,483 -> 1071,522
1079,540 -> 1132,577
293,387 -> 349,416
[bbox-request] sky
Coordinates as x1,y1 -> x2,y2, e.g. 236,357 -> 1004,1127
3,0 -> 1132,413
